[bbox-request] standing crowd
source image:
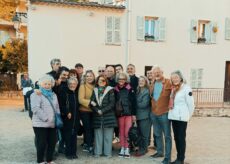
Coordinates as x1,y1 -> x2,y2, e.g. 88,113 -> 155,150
26,58 -> 195,164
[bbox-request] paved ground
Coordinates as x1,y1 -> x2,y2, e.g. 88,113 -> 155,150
0,99 -> 230,164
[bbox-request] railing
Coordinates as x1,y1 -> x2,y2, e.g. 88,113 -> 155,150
193,88 -> 230,108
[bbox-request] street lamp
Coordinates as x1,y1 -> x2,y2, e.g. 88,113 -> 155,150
12,14 -> 21,32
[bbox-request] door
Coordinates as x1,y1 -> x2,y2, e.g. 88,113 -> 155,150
224,61 -> 230,101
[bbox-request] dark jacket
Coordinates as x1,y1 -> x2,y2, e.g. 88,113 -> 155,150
114,83 -> 136,116
90,86 -> 117,129
136,88 -> 151,120
59,88 -> 80,130
108,77 -> 117,87
130,75 -> 139,93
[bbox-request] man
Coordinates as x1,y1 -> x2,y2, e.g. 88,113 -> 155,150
21,72 -> 33,112
147,69 -> 153,85
126,64 -> 138,93
98,66 -> 106,76
105,65 -> 116,87
115,64 -> 123,74
47,58 -> 61,79
149,66 -> 172,164
75,63 -> 84,83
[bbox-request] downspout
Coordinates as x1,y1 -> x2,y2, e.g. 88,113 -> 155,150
125,0 -> 131,66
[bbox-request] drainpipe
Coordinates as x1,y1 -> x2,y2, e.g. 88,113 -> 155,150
125,0 -> 131,66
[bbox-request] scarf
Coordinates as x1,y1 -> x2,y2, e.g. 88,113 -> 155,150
40,87 -> 53,100
168,83 -> 182,109
98,86 -> 106,97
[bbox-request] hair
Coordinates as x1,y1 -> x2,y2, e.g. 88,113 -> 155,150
75,63 -> 83,68
95,75 -> 109,87
115,64 -> 123,70
127,64 -> 135,68
136,76 -> 149,94
115,72 -> 130,83
83,70 -> 96,85
171,70 -> 186,84
56,66 -> 70,80
50,58 -> 61,67
38,74 -> 55,87
69,69 -> 77,76
151,65 -> 163,72
67,77 -> 78,85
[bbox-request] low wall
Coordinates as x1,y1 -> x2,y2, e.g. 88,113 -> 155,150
194,108 -> 230,117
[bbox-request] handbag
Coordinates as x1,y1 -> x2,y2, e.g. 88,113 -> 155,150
43,94 -> 63,129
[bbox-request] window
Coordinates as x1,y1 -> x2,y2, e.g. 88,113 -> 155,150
225,17 -> 230,40
137,16 -> 166,42
190,68 -> 203,88
105,16 -> 121,45
190,19 -> 218,44
0,31 -> 10,45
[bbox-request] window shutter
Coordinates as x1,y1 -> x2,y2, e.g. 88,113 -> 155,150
136,16 -> 144,41
197,69 -> 203,88
154,19 -> 159,40
106,16 -> 113,44
114,17 -> 121,44
190,20 -> 198,43
145,20 -> 149,36
158,17 -> 166,41
225,18 -> 230,40
210,22 -> 217,44
205,22 -> 211,44
190,69 -> 197,88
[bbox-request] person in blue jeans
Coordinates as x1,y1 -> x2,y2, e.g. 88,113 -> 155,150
149,66 -> 172,164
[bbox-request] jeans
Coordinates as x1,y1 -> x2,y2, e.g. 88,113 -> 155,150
118,116 -> 132,148
137,118 -> 150,153
150,112 -> 172,160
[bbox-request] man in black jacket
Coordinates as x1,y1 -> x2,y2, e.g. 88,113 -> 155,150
126,64 -> 139,93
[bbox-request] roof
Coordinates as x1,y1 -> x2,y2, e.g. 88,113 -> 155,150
30,0 -> 126,10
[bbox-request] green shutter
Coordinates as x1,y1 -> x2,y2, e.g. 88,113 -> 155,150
190,20 -> 198,43
210,21 -> 217,44
158,17 -> 166,41
225,18 -> 230,40
205,22 -> 211,44
136,16 -> 144,41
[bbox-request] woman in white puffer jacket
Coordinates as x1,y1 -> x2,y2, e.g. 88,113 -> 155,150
168,70 -> 194,164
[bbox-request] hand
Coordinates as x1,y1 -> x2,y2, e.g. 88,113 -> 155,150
97,110 -> 103,115
90,101 -> 97,107
56,79 -> 62,86
35,89 -> 41,95
132,115 -> 136,122
67,113 -> 72,119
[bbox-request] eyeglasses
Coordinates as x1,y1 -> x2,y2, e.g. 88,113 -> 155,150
118,78 -> 126,81
99,79 -> 106,82
98,70 -> 105,73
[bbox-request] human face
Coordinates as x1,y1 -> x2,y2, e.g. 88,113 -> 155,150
75,67 -> 83,75
41,80 -> 52,90
171,74 -> 182,86
98,67 -> 105,76
86,72 -> 95,84
60,71 -> 69,82
68,80 -> 78,91
115,66 -> 123,74
138,77 -> 146,88
106,66 -> 115,78
118,75 -> 126,86
52,62 -> 61,72
152,68 -> 163,81
146,71 -> 153,81
69,73 -> 77,78
98,77 -> 106,87
127,65 -> 135,76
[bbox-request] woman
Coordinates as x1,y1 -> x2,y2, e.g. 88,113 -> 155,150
135,76 -> 151,157
168,70 -> 195,164
114,72 -> 136,158
31,75 -> 60,164
59,77 -> 79,159
90,75 -> 117,158
78,70 -> 95,154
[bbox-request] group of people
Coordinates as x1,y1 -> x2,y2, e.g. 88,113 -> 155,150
27,58 -> 195,164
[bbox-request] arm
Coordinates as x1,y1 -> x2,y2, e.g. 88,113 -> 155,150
89,90 -> 99,113
185,86 -> 195,118
78,84 -> 90,108
31,93 -> 48,122
137,89 -> 150,109
53,93 -> 61,114
130,89 -> 137,115
59,90 -> 68,117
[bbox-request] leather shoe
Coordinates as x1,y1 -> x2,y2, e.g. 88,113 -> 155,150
171,159 -> 184,164
150,152 -> 164,158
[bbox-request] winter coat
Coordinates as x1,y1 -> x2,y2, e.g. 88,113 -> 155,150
90,86 -> 117,129
136,88 -> 151,120
114,83 -> 136,116
31,93 -> 60,128
78,83 -> 94,112
168,84 -> 195,122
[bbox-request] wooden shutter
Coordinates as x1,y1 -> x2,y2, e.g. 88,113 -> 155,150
114,17 -> 121,44
158,17 -> 166,41
136,16 -> 144,41
225,18 -> 230,40
190,20 -> 198,43
210,21 -> 217,44
106,16 -> 113,44
190,69 -> 197,88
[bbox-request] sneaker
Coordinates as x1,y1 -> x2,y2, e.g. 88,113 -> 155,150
118,147 -> 125,157
124,148 -> 130,159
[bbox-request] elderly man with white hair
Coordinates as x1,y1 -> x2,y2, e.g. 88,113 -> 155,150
149,66 -> 172,164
